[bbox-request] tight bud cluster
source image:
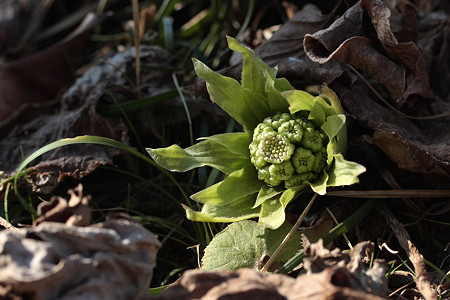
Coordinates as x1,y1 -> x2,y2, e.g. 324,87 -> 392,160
249,113 -> 327,188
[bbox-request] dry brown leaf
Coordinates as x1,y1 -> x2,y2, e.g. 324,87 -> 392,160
155,241 -> 387,300
340,85 -> 450,176
304,0 -> 435,109
154,266 -> 386,300
0,13 -> 106,139
194,3 -> 349,97
35,184 -> 92,226
0,45 -> 181,193
0,189 -> 160,300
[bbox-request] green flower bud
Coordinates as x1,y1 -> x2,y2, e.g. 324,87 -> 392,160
249,112 -> 327,187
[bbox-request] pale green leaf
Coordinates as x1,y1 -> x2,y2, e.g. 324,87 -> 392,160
308,100 -> 327,127
184,194 -> 259,223
201,220 -> 302,271
280,186 -> 304,208
259,198 -> 285,229
283,90 -> 316,114
193,58 -> 261,131
253,185 -> 283,208
227,36 -> 275,93
321,114 -> 346,141
310,171 -> 329,195
265,73 -> 290,113
327,154 -> 366,187
241,88 -> 271,121
313,96 -> 335,118
146,139 -> 249,175
274,77 -> 294,93
199,132 -> 252,158
191,166 -> 263,205
319,85 -> 344,115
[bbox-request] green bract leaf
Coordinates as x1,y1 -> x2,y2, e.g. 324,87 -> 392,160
199,132 -> 252,158
184,194 -> 260,223
284,90 -> 316,114
253,185 -> 283,208
259,198 -> 285,229
321,114 -> 346,140
146,136 -> 250,175
201,220 -> 301,271
191,166 -> 263,205
227,36 -> 275,93
280,186 -> 304,208
148,37 -> 366,231
193,58 -> 265,131
327,154 -> 366,187
310,171 -> 329,195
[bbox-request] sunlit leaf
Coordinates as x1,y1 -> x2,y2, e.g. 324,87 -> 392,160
184,194 -> 259,223
253,185 -> 283,208
321,114 -> 346,140
199,132 -> 252,158
191,166 -> 263,205
327,154 -> 366,187
201,220 -> 302,271
193,58 -> 265,131
259,198 -> 285,229
146,138 -> 249,175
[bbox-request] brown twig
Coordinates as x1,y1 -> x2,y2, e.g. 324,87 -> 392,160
325,190 -> 450,198
0,216 -> 17,231
377,205 -> 437,300
132,0 -> 141,98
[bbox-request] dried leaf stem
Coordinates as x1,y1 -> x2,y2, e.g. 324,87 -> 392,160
377,205 -> 437,300
132,0 -> 141,98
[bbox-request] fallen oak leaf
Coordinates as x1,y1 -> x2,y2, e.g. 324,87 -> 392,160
340,85 -> 450,176
304,0 -> 435,109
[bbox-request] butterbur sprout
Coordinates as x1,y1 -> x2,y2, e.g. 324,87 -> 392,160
147,36 -> 366,229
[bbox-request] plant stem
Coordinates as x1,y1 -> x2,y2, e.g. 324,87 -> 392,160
261,193 -> 318,272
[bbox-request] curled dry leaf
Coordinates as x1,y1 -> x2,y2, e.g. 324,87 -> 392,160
304,240 -> 387,297
341,86 -> 450,176
304,0 -> 435,109
35,184 -> 92,226
0,202 -> 161,299
155,260 -> 386,300
155,241 -> 386,300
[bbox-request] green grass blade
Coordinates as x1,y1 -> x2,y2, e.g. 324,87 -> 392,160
161,16 -> 174,52
13,136 -> 191,210
97,90 -> 178,116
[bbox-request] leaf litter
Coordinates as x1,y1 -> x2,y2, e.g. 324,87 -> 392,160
177,1 -> 450,298
154,240 -> 386,300
0,44 -> 182,193
0,184 -> 161,300
0,0 -> 449,299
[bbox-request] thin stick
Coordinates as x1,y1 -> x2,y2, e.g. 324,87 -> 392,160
325,189 -> 450,198
261,193 -> 318,272
378,205 -> 437,300
132,0 -> 141,98
0,216 -> 17,231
